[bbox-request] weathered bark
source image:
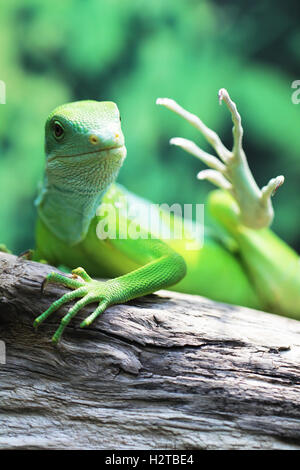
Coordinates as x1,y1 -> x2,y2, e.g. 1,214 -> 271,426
0,251 -> 300,450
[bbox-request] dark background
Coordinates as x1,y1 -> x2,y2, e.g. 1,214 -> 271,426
0,0 -> 299,252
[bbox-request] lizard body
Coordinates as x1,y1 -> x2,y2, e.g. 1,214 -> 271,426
26,91 -> 300,342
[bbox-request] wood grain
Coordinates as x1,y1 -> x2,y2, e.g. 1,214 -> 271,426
0,252 -> 300,449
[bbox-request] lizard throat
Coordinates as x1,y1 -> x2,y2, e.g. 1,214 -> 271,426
35,146 -> 126,245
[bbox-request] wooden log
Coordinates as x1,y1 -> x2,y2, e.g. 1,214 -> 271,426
0,251 -> 300,450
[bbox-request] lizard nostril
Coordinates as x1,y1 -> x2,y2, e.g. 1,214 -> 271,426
89,135 -> 99,145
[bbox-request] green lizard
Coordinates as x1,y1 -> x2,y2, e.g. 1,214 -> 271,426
18,88 -> 300,343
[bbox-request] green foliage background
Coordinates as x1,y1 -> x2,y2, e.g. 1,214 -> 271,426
0,0 -> 299,253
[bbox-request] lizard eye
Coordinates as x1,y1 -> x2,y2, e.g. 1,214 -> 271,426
53,121 -> 64,140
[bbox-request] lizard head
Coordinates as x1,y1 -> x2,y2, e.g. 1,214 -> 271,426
43,99 -> 127,203
37,100 -> 127,244
45,100 -> 126,163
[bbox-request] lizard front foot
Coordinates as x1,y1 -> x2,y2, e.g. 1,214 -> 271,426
157,90 -> 284,229
34,267 -> 113,344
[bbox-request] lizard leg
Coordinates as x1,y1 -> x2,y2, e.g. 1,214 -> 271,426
35,233 -> 186,344
158,92 -> 300,319
157,90 -> 284,229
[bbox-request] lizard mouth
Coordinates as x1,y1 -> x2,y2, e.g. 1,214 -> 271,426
48,144 -> 125,161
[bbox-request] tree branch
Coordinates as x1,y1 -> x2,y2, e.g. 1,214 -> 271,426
0,252 -> 300,449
